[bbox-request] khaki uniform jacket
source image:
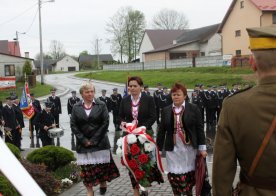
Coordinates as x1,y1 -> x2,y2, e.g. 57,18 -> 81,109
212,76 -> 276,196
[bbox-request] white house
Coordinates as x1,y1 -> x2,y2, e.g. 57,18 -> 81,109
52,56 -> 79,72
0,52 -> 35,79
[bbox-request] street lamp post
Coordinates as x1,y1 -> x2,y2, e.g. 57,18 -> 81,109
38,0 -> 54,85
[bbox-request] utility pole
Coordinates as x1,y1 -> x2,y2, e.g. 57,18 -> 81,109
96,38 -> 102,69
38,0 -> 54,85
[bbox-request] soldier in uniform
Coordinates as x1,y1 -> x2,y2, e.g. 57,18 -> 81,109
110,88 -> 122,131
36,101 -> 56,147
204,85 -> 218,126
192,85 -> 205,123
99,89 -> 112,112
11,95 -> 25,150
213,26 -> 276,195
30,93 -> 42,147
47,88 -> 62,127
142,85 -> 151,96
2,96 -> 20,148
67,90 -> 81,116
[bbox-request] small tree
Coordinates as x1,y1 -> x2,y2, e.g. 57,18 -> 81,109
23,60 -> 32,75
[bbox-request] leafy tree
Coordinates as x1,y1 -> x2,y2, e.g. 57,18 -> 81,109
23,60 -> 32,75
79,50 -> 89,56
152,9 -> 189,30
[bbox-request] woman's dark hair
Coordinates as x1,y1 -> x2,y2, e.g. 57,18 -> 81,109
171,82 -> 187,96
128,76 -> 143,86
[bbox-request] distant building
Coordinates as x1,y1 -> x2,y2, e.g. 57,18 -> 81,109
79,54 -> 114,69
139,30 -> 186,62
218,0 -> 276,56
53,56 -> 79,72
0,40 -> 21,56
141,24 -> 221,62
0,52 -> 35,80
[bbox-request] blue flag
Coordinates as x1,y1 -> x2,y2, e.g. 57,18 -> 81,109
20,87 -> 29,109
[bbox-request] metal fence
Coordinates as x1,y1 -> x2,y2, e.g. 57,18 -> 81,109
103,55 -> 224,71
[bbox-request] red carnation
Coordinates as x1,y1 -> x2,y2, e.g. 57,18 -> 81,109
134,169 -> 145,180
130,144 -> 140,156
128,159 -> 138,170
138,154 -> 149,164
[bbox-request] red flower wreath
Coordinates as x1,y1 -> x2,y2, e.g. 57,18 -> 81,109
130,144 -> 140,156
138,154 -> 149,164
128,159 -> 138,170
134,169 -> 145,180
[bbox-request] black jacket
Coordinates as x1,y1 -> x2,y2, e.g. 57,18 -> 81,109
119,94 -> 156,130
70,99 -> 110,153
157,102 -> 205,151
13,104 -> 25,128
67,97 -> 81,114
48,96 -> 62,115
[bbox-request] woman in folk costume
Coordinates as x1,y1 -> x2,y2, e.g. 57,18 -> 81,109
70,82 -> 120,196
157,82 -> 207,196
119,76 -> 164,196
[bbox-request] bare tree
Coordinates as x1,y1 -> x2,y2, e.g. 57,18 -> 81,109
152,9 -> 189,30
48,40 -> 66,59
106,7 -> 146,63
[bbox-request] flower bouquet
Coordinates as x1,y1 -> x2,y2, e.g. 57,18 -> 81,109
116,121 -> 164,189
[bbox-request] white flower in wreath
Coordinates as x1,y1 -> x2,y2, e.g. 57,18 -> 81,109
116,147 -> 122,156
127,134 -> 137,144
116,137 -> 123,147
138,135 -> 147,144
144,142 -> 155,152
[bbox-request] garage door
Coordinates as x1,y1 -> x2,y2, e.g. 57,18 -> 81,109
68,67 -> 76,71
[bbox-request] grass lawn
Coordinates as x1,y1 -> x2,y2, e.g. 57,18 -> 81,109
0,82 -> 52,102
76,66 -> 257,89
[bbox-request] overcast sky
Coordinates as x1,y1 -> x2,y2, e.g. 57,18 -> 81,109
0,0 -> 232,59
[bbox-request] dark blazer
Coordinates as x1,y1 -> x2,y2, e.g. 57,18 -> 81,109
70,99 -> 110,153
2,105 -> 18,130
13,104 -> 25,128
157,102 -> 205,151
99,96 -> 112,112
48,96 -> 62,115
67,97 -> 81,115
119,94 -> 156,130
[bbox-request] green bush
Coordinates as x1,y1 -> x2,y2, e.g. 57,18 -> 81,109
26,145 -> 75,171
21,159 -> 61,195
0,174 -> 19,196
53,161 -> 81,183
6,143 -> 21,160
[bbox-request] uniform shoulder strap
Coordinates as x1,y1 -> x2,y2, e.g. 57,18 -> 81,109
248,115 -> 276,176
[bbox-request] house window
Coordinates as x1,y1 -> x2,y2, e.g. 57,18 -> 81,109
273,13 -> 276,24
5,64 -> 15,76
235,30 -> 241,37
200,52 -> 205,57
236,50 -> 241,56
240,1 -> 244,8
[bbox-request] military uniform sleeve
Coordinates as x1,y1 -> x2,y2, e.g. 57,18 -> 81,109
212,101 -> 237,196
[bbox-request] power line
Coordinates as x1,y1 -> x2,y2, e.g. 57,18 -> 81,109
0,3 -> 37,27
24,9 -> 39,33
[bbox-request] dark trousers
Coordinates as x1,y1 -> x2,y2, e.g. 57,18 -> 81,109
156,107 -> 160,124
53,114 -> 60,128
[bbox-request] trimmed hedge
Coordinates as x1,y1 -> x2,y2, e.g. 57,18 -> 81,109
6,143 -> 21,160
0,174 -> 19,196
26,145 -> 75,171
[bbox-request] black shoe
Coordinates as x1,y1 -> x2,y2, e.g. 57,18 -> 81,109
20,148 -> 25,151
100,187 -> 107,195
140,191 -> 148,196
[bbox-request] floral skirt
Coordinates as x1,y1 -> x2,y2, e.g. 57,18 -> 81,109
129,164 -> 164,189
167,171 -> 195,195
80,157 -> 120,187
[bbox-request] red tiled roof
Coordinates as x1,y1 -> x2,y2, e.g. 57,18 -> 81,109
8,41 -> 21,56
251,0 -> 276,11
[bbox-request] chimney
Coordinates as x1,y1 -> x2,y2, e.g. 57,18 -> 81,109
25,52 -> 29,58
